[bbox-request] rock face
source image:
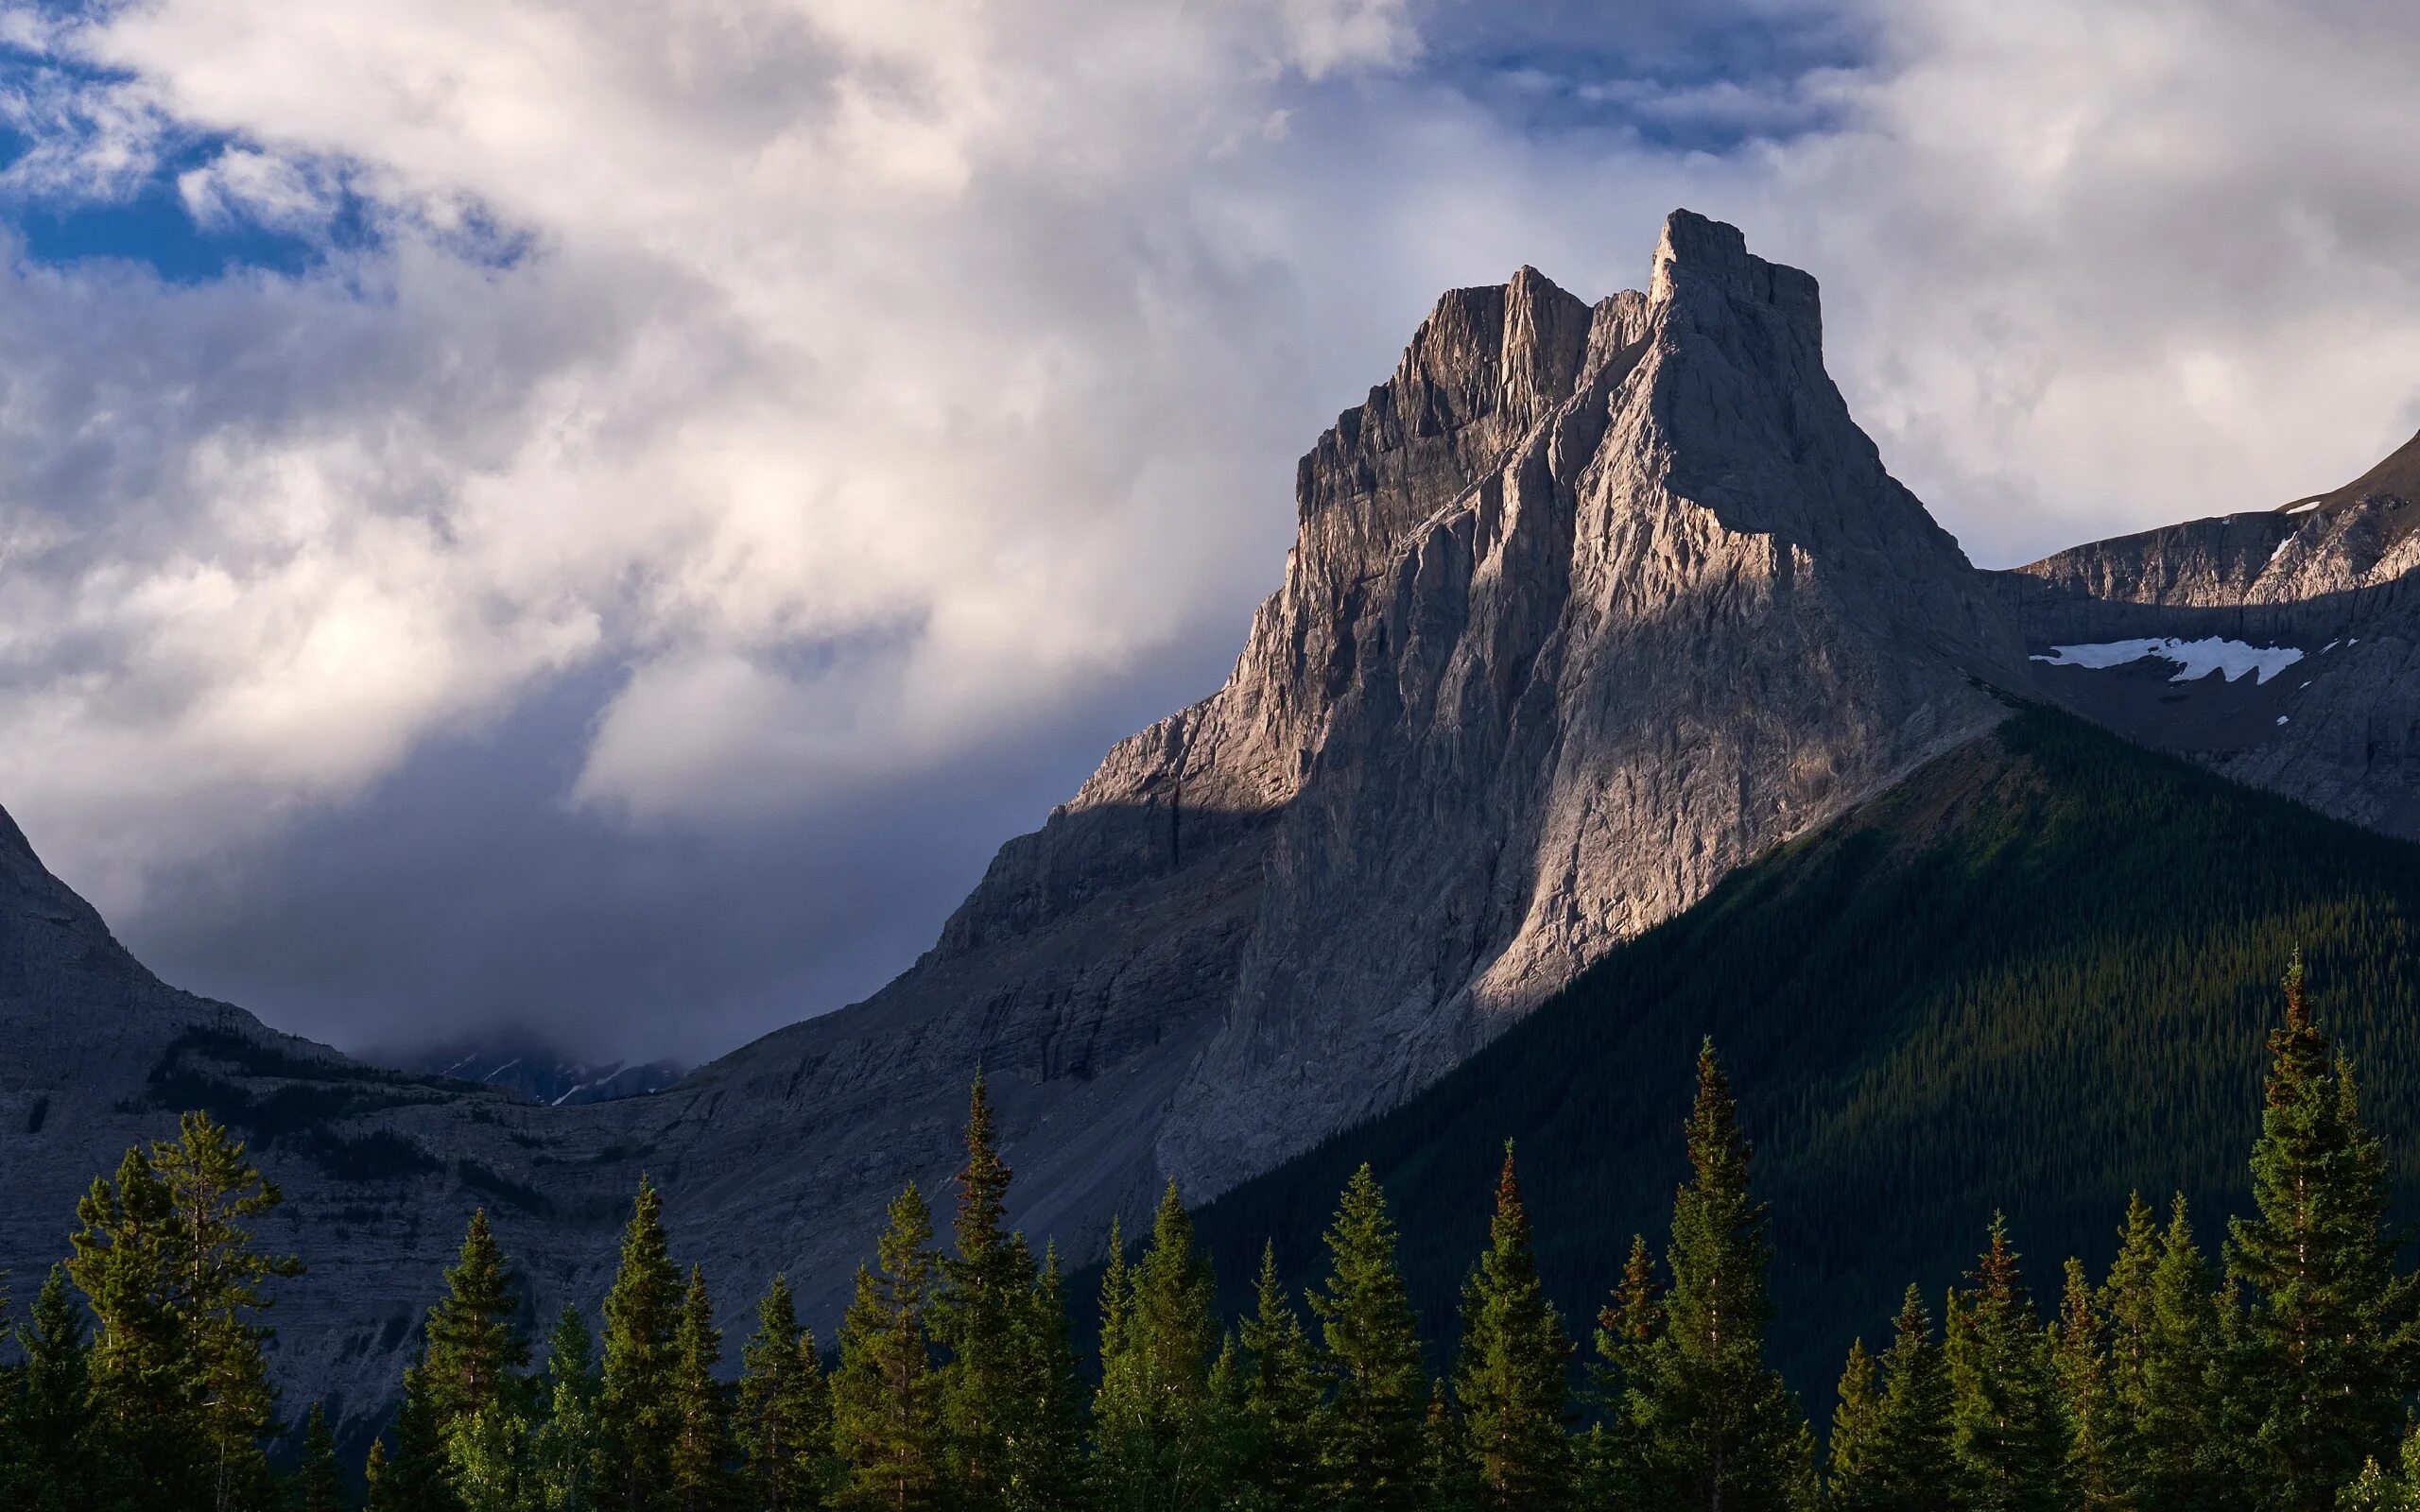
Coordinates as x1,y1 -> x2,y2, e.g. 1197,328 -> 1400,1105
1994,428 -> 2420,838
5,210 -> 2416,1435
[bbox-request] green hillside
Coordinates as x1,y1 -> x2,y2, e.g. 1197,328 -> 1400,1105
1184,704 -> 2420,1394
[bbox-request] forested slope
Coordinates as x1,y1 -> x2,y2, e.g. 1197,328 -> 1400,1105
1187,704 -> 2420,1390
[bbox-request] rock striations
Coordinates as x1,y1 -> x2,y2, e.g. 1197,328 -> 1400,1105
2,211 -> 2417,1435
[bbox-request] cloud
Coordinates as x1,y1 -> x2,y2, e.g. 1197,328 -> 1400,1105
0,0 -> 2414,1057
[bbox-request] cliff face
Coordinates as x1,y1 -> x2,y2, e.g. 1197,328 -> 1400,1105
1995,430 -> 2420,838
8,212 -> 2419,1437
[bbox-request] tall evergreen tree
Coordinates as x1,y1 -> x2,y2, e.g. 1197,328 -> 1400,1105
1236,1242 -> 1321,1509
1307,1163 -> 1426,1512
1452,1143 -> 1572,1510
598,1179 -> 683,1512
2225,956 -> 2420,1512
69,1143 -> 190,1503
367,1357 -> 460,1512
1091,1183 -> 1230,1511
530,1307 -> 602,1512
831,1184 -> 944,1512
936,1074 -> 1029,1512
290,1401 -> 347,1512
667,1268 -> 735,1512
1945,1216 -> 2066,1512
2135,1197 -> 2227,1512
2051,1256 -> 2123,1509
1634,1041 -> 1800,1512
12,1264 -> 98,1512
1824,1338 -> 1884,1512
1418,1374 -> 1478,1511
736,1275 -> 830,1512
1582,1234 -> 1659,1512
2095,1192 -> 2160,1501
1000,1242 -> 1084,1512
424,1211 -> 530,1429
1868,1286 -> 1952,1512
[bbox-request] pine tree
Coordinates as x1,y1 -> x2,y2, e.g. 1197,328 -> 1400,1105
1307,1163 -> 1426,1512
2132,1196 -> 2225,1512
12,1264 -> 99,1512
1945,1215 -> 2066,1512
291,1402 -> 347,1512
425,1211 -> 531,1429
1452,1144 -> 1572,1510
2225,957 -> 2420,1512
2051,1255 -> 2123,1508
1824,1338 -> 1884,1512
736,1275 -> 830,1512
1869,1286 -> 1952,1512
936,1074 -> 1031,1512
1418,1374 -> 1478,1511
1582,1234 -> 1658,1511
1236,1242 -> 1321,1509
1001,1242 -> 1084,1512
668,1268 -> 735,1512
2096,1192 -> 2160,1499
530,1307 -> 602,1512
70,1143 -> 192,1503
1634,1042 -> 1800,1512
368,1357 -> 460,1512
1090,1183 -> 1230,1511
831,1184 -> 944,1512
598,1178 -> 683,1512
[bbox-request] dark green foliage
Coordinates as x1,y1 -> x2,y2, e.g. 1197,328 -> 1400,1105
1824,1338 -> 1883,1512
831,1184 -> 944,1511
366,1358 -> 458,1512
291,1402 -> 347,1512
424,1210 -> 530,1431
1090,1183 -> 1230,1511
531,1306 -> 602,1512
736,1275 -> 831,1512
1235,1242 -> 1321,1508
1178,708 -> 2420,1392
2051,1256 -> 2123,1508
2139,1198 -> 2232,1512
1451,1144 -> 1572,1509
1308,1163 -> 1426,1510
1945,1216 -> 2066,1512
667,1267 -> 735,1511
10,1265 -> 98,1512
598,1178 -> 683,1511
935,1074 -> 1025,1512
1630,1043 -> 1801,1512
1868,1286 -> 1952,1512
1001,1243 -> 1085,1512
2226,958 -> 2420,1512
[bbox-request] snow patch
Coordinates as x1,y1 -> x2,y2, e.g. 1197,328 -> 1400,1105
2029,636 -> 2305,685
2276,715 -> 2290,726
2288,499 -> 2325,514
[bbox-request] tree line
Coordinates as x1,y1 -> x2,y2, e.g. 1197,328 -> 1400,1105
3,956 -> 2419,1511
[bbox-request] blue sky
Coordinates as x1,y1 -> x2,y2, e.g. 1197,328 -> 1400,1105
0,0 -> 2416,1062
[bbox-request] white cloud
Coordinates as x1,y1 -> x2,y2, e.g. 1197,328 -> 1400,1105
0,0 -> 2415,971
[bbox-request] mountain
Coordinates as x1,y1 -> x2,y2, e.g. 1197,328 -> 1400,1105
375,1038 -> 684,1107
1183,703 -> 2420,1394
3,210 -> 2418,1437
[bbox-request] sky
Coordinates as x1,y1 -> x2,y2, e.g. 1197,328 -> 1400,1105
1,0 -> 2417,1066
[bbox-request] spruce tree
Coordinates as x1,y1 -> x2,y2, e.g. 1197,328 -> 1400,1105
1582,1234 -> 1658,1511
831,1184 -> 944,1512
936,1074 -> 1028,1512
530,1306 -> 602,1512
12,1264 -> 98,1512
2052,1254 -> 2126,1509
1945,1215 -> 2066,1512
1090,1183 -> 1230,1511
1452,1144 -> 1572,1510
369,1357 -> 460,1512
291,1402 -> 347,1512
2137,1197 -> 2226,1512
2095,1192 -> 2160,1500
1236,1242 -> 1321,1509
1001,1241 -> 1084,1512
2225,957 -> 2420,1512
425,1211 -> 530,1429
1634,1042 -> 1800,1512
1417,1374 -> 1478,1511
736,1275 -> 830,1512
1824,1338 -> 1884,1512
1869,1285 -> 1952,1512
70,1143 -> 191,1503
667,1267 -> 735,1512
1306,1163 -> 1426,1512
598,1178 -> 683,1511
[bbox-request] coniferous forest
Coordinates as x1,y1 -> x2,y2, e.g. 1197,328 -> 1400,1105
4,957 -> 2420,1511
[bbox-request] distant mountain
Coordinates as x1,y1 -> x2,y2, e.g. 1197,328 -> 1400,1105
374,1038 -> 684,1107
4,210 -> 2419,1439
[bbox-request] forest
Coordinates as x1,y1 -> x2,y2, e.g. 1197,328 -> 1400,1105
1,954 -> 2417,1512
